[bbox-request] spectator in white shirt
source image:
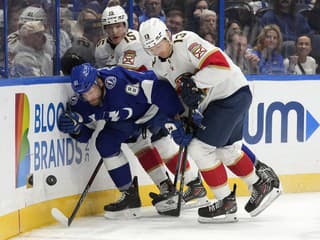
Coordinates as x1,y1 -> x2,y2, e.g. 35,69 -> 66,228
284,35 -> 318,74
11,21 -> 52,77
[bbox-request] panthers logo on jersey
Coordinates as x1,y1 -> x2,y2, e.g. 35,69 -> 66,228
188,42 -> 207,59
122,50 -> 136,65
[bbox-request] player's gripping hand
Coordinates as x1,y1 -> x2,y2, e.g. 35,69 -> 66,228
58,111 -> 83,134
165,119 -> 192,146
180,74 -> 204,109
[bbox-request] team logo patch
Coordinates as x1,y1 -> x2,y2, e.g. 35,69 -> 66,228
105,76 -> 117,89
188,42 -> 207,59
122,50 -> 136,65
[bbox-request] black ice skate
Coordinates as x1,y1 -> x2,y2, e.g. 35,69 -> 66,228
182,173 -> 210,209
149,177 -> 179,216
159,176 -> 175,195
255,160 -> 281,189
198,184 -> 238,223
104,176 -> 141,219
245,173 -> 281,217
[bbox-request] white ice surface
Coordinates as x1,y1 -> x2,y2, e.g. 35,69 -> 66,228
11,192 -> 320,240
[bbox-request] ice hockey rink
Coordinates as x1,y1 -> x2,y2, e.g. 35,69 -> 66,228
11,192 -> 320,240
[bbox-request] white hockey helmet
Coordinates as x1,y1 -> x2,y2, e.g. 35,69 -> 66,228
101,5 -> 128,26
139,18 -> 169,49
18,6 -> 47,25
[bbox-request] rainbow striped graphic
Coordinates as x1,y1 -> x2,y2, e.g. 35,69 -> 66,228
15,93 -> 30,188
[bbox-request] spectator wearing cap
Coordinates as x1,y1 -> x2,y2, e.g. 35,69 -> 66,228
11,21 -> 53,77
8,6 -> 72,58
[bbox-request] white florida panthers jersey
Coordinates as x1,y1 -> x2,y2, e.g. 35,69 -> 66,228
95,29 -> 153,70
152,31 -> 249,111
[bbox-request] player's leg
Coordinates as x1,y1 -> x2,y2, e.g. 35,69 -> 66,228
151,130 -> 209,209
96,127 -> 141,219
188,139 -> 238,223
242,144 -> 280,189
128,132 -> 175,195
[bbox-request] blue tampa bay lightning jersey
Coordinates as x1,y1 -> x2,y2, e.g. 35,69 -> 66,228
68,66 -> 184,141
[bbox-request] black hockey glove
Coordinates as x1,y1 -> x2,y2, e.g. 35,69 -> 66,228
180,74 -> 204,109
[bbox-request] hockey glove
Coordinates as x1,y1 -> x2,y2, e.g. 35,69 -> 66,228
180,74 -> 204,109
165,120 -> 192,147
58,111 -> 83,134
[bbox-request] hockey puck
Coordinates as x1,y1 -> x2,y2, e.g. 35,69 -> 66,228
46,175 -> 57,186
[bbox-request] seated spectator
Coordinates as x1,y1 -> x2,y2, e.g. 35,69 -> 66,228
225,20 -> 242,45
9,6 -> 72,59
252,24 -> 285,74
198,9 -> 217,36
162,0 -> 184,15
225,30 -> 260,74
165,9 -> 184,34
284,35 -> 317,74
73,8 -> 101,39
184,0 -> 209,32
139,0 -> 166,23
107,0 -> 121,7
62,18 -> 102,72
60,7 -> 74,41
85,0 -> 103,14
303,0 -> 320,33
260,0 -> 312,42
11,21 -> 53,77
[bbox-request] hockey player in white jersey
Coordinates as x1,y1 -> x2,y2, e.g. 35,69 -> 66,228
139,18 -> 281,223
95,6 -> 209,211
95,5 -> 151,70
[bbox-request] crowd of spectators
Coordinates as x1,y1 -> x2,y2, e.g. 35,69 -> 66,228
1,0 -> 320,78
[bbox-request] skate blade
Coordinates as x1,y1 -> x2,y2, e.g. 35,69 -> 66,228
182,197 -> 211,210
249,187 -> 282,217
198,213 -> 238,224
104,208 -> 141,219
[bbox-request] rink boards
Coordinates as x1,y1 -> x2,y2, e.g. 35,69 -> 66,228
0,75 -> 320,239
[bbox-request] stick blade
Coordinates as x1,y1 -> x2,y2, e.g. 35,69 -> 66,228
51,208 -> 69,227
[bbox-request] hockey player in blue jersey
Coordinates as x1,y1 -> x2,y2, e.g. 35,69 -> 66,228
57,63 -> 191,218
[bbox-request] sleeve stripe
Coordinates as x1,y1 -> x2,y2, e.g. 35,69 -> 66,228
141,80 -> 154,104
199,49 -> 230,70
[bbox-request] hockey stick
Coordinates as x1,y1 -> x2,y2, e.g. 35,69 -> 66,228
173,145 -> 184,189
51,158 -> 104,227
171,110 -> 192,217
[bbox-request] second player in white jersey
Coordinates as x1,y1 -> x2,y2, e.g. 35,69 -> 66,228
146,30 -> 248,112
95,6 -> 152,70
95,29 -> 152,70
